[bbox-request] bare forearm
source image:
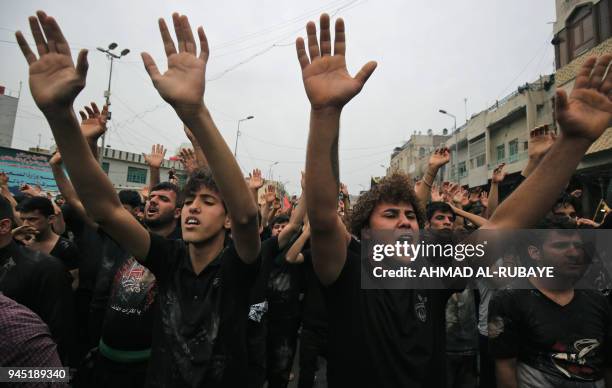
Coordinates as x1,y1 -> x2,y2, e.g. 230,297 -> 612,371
279,194 -> 307,248
486,183 -> 499,219
306,108 -> 342,229
149,166 -> 160,187
45,109 -> 122,223
286,230 -> 310,263
521,156 -> 541,178
449,203 -> 491,227
181,106 -> 258,224
415,165 -> 438,205
489,136 -> 590,229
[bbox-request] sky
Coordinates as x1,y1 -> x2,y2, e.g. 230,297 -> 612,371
0,0 -> 556,195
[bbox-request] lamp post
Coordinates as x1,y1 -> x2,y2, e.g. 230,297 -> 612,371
234,115 -> 255,157
97,43 -> 130,164
439,109 -> 458,185
268,161 -> 279,181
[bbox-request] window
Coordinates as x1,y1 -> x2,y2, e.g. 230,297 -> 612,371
476,154 -> 486,167
569,6 -> 595,58
127,166 -> 147,184
496,144 -> 505,162
419,147 -> 425,158
177,174 -> 187,187
508,139 -> 519,163
111,149 -> 115,158
102,162 -> 109,175
458,161 -> 467,178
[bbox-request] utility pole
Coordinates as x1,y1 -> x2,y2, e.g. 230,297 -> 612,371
97,43 -> 130,164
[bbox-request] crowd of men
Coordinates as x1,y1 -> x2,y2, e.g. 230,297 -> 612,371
1,9 -> 612,388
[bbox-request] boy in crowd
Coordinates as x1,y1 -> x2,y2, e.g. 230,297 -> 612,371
295,11 -> 612,387
17,11 -> 260,387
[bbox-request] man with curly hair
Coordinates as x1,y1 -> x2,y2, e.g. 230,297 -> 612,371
296,13 -> 612,388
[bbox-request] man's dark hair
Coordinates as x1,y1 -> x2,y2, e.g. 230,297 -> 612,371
427,201 -> 456,222
520,215 -> 582,267
151,182 -> 183,208
0,195 -> 14,223
271,215 -> 290,226
552,193 -> 581,216
183,168 -> 226,212
349,173 -> 426,234
118,190 -> 142,209
16,196 -> 54,217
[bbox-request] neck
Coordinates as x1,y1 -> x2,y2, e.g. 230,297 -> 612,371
528,277 -> 575,306
188,231 -> 226,275
36,228 -> 56,242
148,219 -> 178,238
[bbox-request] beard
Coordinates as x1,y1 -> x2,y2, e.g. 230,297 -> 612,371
144,211 -> 175,229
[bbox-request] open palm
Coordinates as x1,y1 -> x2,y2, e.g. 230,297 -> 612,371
16,11 -> 88,112
142,14 -> 209,112
79,102 -> 108,141
296,14 -> 376,110
556,55 -> 612,142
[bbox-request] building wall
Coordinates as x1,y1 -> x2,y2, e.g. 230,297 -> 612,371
0,94 -> 18,148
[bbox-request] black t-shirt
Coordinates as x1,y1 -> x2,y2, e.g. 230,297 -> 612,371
144,232 -> 258,388
50,236 -> 81,271
324,237 -> 453,388
301,250 -> 327,331
0,241 -> 76,366
489,279 -> 612,384
62,204 -> 104,292
101,256 -> 157,351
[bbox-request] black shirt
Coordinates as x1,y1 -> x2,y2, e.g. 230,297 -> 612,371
489,279 -> 612,384
50,236 -> 81,271
144,232 -> 258,388
324,238 -> 453,388
301,250 -> 327,331
0,240 -> 76,366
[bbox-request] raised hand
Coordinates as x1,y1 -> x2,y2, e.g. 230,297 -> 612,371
16,11 -> 88,113
339,182 -> 349,197
265,184 -> 276,204
296,13 -> 377,111
247,168 -> 264,191
12,225 -> 39,244
178,148 -> 197,173
20,184 -> 43,197
430,184 -> 443,202
79,102 -> 108,142
428,147 -> 451,168
141,13 -> 209,114
491,163 -> 506,183
555,55 -> 612,142
468,189 -> 481,204
528,125 -> 556,161
143,144 -> 166,169
480,191 -> 489,208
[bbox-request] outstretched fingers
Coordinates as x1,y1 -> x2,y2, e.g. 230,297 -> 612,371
180,15 -> 197,54
306,21 -> 320,60
588,55 -> 612,90
28,15 -> 48,56
354,61 -> 378,85
36,11 -> 57,53
295,37 -> 309,69
319,13 -> 331,56
141,52 -> 161,81
172,13 -> 186,53
198,27 -> 209,61
574,56 -> 597,89
15,31 -> 36,64
158,18 -> 177,57
45,15 -> 71,55
333,18 -> 345,56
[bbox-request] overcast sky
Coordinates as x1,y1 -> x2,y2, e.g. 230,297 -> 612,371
0,0 -> 555,194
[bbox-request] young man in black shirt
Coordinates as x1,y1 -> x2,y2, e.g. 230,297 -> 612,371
0,195 -> 76,367
17,11 -> 260,388
489,222 -> 612,387
16,196 -> 81,289
295,13 -> 612,387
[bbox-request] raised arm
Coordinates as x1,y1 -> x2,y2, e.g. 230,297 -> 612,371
297,14 -> 376,285
246,168 -> 264,205
521,125 -> 556,178
486,55 -> 612,229
16,11 -> 150,259
285,221 -> 310,264
141,13 -> 260,262
278,172 -> 307,248
143,144 -> 166,188
484,163 -> 505,218
0,173 -> 21,226
415,147 -> 450,206
183,125 -> 208,168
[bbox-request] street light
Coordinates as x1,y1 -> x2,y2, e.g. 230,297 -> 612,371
439,109 -> 458,185
268,161 -> 279,180
96,42 -> 130,163
234,115 -> 255,157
